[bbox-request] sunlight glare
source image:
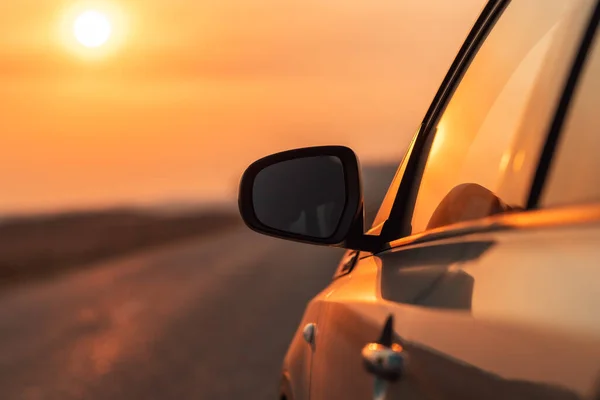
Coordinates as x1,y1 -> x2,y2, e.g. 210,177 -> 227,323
73,10 -> 112,48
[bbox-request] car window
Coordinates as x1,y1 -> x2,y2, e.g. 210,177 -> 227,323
541,28 -> 600,208
406,0 -> 595,235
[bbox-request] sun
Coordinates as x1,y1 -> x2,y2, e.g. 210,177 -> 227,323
73,10 -> 112,48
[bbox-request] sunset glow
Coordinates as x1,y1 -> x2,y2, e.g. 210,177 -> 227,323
0,0 -> 485,214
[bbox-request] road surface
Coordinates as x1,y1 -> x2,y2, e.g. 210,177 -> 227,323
0,227 -> 345,399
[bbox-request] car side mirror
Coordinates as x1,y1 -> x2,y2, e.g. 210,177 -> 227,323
239,146 -> 378,250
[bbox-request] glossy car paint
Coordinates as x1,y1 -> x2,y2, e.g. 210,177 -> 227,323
306,206 -> 600,399
281,298 -> 320,400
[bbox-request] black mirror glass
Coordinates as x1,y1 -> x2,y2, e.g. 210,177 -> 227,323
252,156 -> 347,238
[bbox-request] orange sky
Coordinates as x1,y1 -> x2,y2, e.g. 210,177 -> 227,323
0,0 -> 484,214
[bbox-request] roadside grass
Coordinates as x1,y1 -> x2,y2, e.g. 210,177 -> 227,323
0,208 -> 240,286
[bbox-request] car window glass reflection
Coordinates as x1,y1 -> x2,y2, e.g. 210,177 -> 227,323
426,183 -> 521,230
409,0 -> 584,234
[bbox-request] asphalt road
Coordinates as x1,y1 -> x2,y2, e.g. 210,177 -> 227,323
0,227 -> 344,399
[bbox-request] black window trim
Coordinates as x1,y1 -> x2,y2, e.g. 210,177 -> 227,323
527,0 -> 600,208
379,0 -> 509,242
378,0 -> 600,253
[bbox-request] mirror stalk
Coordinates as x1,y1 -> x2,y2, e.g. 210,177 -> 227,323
344,207 -> 385,253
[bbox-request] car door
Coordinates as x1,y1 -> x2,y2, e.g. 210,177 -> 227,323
309,1 -> 600,399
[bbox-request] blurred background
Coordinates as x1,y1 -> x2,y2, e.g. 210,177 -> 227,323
0,0 -> 483,398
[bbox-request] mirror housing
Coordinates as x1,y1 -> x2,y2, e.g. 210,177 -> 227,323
238,146 -> 379,251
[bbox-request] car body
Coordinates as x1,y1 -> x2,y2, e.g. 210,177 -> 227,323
239,0 -> 600,399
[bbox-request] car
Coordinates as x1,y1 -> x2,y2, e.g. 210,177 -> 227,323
238,0 -> 600,399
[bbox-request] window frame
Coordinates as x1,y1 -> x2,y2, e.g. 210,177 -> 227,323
377,0 -> 600,251
528,1 -> 600,208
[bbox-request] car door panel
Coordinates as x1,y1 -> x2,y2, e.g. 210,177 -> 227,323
281,297 -> 323,400
310,239 -> 478,399
379,240 -> 494,309
396,223 -> 600,399
308,255 -> 411,400
310,220 -> 600,399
